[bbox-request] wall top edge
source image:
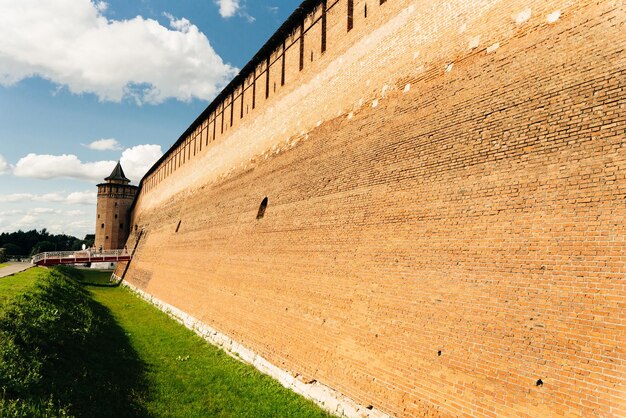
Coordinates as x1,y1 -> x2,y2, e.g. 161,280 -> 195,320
136,0 -> 325,192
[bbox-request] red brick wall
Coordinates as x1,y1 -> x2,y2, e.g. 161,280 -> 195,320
119,0 -> 626,415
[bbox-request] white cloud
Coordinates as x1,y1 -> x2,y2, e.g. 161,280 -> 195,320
13,214 -> 38,230
216,0 -> 240,18
119,144 -> 163,182
31,208 -> 61,214
0,205 -> 95,238
12,144 -> 162,183
0,0 -> 237,104
13,154 -> 114,181
66,191 -> 97,205
0,191 -> 96,205
0,154 -> 9,174
87,138 -> 121,151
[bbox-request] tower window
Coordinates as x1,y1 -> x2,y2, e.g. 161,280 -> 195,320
256,197 -> 268,220
175,220 -> 181,233
105,236 -> 109,240
115,202 -> 118,207
115,214 -> 118,219
101,223 -> 104,229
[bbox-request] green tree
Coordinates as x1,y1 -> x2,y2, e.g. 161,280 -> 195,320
30,241 -> 56,256
2,243 -> 22,256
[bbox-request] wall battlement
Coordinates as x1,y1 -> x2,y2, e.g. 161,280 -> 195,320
119,0 -> 626,416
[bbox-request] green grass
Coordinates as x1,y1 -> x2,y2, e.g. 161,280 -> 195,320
0,266 -> 145,417
0,267 -> 45,305
0,267 -> 330,417
81,269 -> 331,418
0,263 -> 9,269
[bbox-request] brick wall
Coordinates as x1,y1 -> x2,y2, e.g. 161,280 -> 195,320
119,0 -> 626,415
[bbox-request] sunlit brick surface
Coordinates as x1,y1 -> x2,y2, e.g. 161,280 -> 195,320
117,0 -> 626,415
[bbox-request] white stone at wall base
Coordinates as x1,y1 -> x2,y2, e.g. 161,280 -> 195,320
113,274 -> 389,418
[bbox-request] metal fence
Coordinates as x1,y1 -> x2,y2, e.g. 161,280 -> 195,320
31,249 -> 130,265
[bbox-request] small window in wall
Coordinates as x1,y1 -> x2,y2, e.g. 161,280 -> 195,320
115,214 -> 118,219
101,223 -> 104,229
364,4 -> 367,18
120,223 -> 124,229
256,197 -> 268,220
98,214 -> 100,219
105,236 -> 109,240
175,220 -> 181,232
115,202 -> 118,207
134,224 -> 138,232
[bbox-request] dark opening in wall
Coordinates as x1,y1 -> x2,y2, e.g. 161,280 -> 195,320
252,77 -> 256,109
230,93 -> 234,126
256,197 -> 268,220
281,42 -> 286,85
101,223 -> 104,229
321,0 -> 327,53
299,22 -> 305,70
98,214 -> 100,219
240,89 -> 245,118
105,236 -> 109,240
115,202 -> 118,207
175,220 -> 181,233
380,0 -> 386,4
120,223 -> 124,229
364,4 -> 367,18
115,214 -> 118,219
347,0 -> 354,31
265,57 -> 270,99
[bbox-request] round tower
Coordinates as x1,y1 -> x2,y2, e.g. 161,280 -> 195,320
94,162 -> 138,251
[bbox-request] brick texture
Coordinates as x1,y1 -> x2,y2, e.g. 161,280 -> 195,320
117,0 -> 626,415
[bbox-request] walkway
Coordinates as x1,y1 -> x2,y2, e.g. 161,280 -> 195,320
0,262 -> 33,278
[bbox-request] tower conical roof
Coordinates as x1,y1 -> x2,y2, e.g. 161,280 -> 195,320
105,161 -> 130,183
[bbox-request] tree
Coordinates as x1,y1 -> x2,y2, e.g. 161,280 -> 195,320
83,234 -> 95,247
2,243 -> 22,256
31,241 -> 56,256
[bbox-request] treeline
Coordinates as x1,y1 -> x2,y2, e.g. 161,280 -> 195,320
0,229 -> 95,257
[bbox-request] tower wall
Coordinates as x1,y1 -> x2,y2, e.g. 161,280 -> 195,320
118,0 -> 625,416
95,183 -> 137,250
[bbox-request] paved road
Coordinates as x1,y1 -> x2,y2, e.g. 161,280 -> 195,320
0,262 -> 33,278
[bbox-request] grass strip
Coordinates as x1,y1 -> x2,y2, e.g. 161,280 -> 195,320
0,266 -> 147,417
82,269 -> 331,418
0,267 -> 44,306
0,267 -> 331,417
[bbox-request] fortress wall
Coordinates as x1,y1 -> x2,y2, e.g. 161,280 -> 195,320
119,0 -> 626,416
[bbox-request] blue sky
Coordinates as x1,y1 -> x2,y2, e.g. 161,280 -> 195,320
0,0 -> 301,239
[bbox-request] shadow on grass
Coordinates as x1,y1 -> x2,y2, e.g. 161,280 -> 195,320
74,268 -> 130,289
56,298 -> 151,417
0,268 -> 151,417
